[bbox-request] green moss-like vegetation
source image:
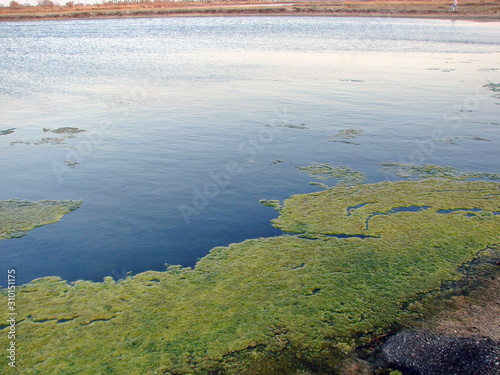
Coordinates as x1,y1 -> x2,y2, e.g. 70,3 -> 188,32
0,128 -> 15,136
43,127 -> 86,134
1,180 -> 498,374
0,199 -> 82,240
273,179 -> 499,236
11,127 -> 87,146
259,199 -> 282,211
484,82 -> 500,92
309,181 -> 330,190
265,123 -> 309,129
329,129 -> 364,145
380,163 -> 500,181
484,82 -> 500,99
11,137 -> 70,146
65,160 -> 80,169
297,163 -> 367,187
331,129 -> 363,139
437,136 -> 491,144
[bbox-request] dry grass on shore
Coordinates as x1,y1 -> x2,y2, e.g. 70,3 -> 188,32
0,0 -> 499,21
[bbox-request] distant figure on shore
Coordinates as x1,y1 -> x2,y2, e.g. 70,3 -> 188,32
451,0 -> 458,11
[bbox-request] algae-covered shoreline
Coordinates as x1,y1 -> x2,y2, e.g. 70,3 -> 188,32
1,178 -> 499,374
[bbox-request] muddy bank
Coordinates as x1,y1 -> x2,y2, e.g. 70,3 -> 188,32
371,244 -> 500,374
418,267 -> 500,341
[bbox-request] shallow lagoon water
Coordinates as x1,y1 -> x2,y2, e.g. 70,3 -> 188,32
0,17 -> 499,286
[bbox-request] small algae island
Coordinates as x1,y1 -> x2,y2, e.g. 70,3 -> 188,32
1,179 -> 499,374
0,199 -> 82,240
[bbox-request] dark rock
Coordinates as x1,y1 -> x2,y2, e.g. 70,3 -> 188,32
382,331 -> 500,375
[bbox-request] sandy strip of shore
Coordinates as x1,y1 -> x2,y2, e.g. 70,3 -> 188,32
1,1 -> 500,22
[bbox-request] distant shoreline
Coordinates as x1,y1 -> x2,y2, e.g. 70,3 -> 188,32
1,1 -> 500,22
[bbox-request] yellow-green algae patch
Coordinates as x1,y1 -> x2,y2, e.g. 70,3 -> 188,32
380,163 -> 500,181
0,199 -> 82,240
272,179 -> 499,236
1,180 -> 499,374
297,163 -> 367,187
329,129 -> 364,145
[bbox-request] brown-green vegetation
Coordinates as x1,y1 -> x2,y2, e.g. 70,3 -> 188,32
484,82 -> 500,92
1,179 -> 498,374
11,127 -> 86,146
329,129 -> 364,145
64,160 -> 80,169
11,137 -> 69,146
485,82 -> 500,99
0,128 -> 15,136
297,163 -> 367,187
437,136 -> 492,144
266,123 -> 309,129
0,199 -> 82,240
259,199 -> 282,211
380,163 -> 500,181
339,79 -> 365,82
43,127 -> 86,134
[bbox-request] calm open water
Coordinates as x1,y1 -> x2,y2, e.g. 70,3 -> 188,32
0,17 -> 499,286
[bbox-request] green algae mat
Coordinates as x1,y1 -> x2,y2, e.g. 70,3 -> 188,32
0,199 -> 82,240
1,180 -> 499,374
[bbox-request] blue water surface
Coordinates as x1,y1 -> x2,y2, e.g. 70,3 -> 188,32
0,17 -> 499,286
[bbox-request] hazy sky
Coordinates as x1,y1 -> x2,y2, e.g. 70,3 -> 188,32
0,0 -> 100,6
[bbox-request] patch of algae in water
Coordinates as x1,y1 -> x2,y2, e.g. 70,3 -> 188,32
329,129 -> 364,145
0,128 -> 15,136
381,163 -> 500,181
265,123 -> 309,129
43,127 -> 86,134
10,127 -> 87,146
484,82 -> 500,99
258,199 -> 282,211
484,82 -> 500,92
1,180 -> 498,374
297,162 -> 367,187
0,199 -> 82,240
